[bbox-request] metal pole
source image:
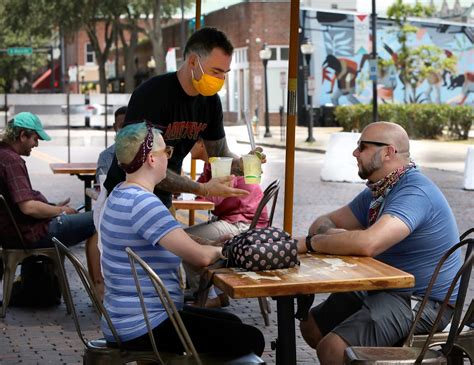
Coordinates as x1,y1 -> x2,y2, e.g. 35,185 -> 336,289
50,46 -> 55,90
305,54 -> 315,142
180,0 -> 186,54
263,58 -> 272,138
115,25 -> 119,92
60,28 -> 66,91
105,88 -> 108,148
372,0 -> 378,123
283,0 -> 300,235
4,92 -> 7,126
190,0 -> 202,182
66,83 -> 71,163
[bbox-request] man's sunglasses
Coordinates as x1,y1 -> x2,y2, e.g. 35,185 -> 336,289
152,145 -> 174,159
357,140 -> 393,153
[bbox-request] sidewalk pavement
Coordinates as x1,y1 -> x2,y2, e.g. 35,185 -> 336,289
225,124 -> 472,173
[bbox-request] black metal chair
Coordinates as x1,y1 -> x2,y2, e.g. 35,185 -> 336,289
53,238 -> 160,365
410,228 -> 474,364
0,194 -> 71,318
126,247 -> 266,365
344,237 -> 474,364
249,179 -> 280,326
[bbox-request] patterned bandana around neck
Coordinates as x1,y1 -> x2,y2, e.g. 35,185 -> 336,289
366,161 -> 416,226
119,122 -> 154,174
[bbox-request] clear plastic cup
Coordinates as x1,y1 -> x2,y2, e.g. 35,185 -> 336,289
242,154 -> 262,184
209,157 -> 233,178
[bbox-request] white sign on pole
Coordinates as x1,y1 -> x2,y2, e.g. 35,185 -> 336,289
369,59 -> 377,81
68,66 -> 77,82
354,14 -> 370,54
166,48 -> 177,72
308,76 -> 315,96
254,75 -> 262,91
280,71 -> 287,89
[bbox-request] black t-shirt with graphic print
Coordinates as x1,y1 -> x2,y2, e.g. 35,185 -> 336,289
104,72 -> 225,208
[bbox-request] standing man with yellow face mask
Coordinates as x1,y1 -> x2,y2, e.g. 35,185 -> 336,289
104,27 -> 264,208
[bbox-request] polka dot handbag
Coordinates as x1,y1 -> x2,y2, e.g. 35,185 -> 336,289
222,227 -> 300,271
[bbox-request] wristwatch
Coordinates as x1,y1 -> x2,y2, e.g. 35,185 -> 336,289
306,235 -> 315,253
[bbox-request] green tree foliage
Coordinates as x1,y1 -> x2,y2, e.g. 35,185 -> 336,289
2,0 -> 192,93
0,1 -> 53,92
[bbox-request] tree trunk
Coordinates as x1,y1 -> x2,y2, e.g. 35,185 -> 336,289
98,57 -> 107,93
118,18 -> 140,93
150,0 -> 166,75
123,30 -> 138,93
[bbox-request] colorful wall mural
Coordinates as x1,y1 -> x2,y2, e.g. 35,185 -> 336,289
303,10 -> 474,107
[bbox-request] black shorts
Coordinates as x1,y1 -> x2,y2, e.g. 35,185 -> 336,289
310,291 -> 453,347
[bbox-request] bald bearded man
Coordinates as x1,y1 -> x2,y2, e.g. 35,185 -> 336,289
296,122 -> 461,365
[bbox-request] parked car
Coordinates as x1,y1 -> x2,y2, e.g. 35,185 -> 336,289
61,104 -> 114,116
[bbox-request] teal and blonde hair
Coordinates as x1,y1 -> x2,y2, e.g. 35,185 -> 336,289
115,122 -> 163,165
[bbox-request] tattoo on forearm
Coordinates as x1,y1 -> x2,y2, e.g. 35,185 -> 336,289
157,169 -> 201,194
203,138 -> 231,158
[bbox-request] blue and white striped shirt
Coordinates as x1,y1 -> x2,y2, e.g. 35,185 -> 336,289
100,183 -> 182,342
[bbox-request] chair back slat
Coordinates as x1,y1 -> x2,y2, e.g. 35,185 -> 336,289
250,179 -> 280,229
0,194 -> 26,250
460,228 -> 474,240
126,247 -> 201,364
405,238 -> 474,362
52,237 -> 124,349
405,239 -> 473,346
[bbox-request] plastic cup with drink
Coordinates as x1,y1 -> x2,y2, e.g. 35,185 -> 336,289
242,154 -> 262,184
209,157 -> 233,178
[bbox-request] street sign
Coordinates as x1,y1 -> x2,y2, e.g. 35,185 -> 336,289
7,47 -> 33,56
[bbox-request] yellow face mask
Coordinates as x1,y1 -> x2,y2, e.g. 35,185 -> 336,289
191,57 -> 225,96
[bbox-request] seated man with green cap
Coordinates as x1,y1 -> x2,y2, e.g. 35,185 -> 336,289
0,112 -> 96,251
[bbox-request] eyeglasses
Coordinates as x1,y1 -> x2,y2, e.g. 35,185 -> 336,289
152,145 -> 174,159
357,140 -> 392,153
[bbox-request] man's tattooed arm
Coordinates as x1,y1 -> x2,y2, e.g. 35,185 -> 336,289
203,137 -> 243,175
157,169 -> 205,195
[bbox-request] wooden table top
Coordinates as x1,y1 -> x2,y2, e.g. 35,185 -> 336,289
209,253 -> 415,299
50,162 -> 97,175
85,187 -> 214,211
172,199 -> 214,210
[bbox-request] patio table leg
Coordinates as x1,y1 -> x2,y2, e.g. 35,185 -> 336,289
77,175 -> 95,211
275,296 -> 297,365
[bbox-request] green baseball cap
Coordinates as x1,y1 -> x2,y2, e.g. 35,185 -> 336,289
12,112 -> 51,141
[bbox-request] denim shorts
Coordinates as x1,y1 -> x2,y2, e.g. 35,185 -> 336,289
311,291 -> 453,347
32,211 -> 95,248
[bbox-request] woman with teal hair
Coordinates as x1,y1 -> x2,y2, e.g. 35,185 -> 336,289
100,122 -> 265,356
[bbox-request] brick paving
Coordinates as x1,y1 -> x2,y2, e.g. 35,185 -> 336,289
1,126 -> 473,364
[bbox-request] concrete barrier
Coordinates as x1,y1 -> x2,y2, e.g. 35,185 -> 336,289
320,132 -> 363,183
463,146 -> 474,190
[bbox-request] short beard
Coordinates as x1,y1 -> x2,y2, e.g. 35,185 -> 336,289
358,151 -> 383,180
